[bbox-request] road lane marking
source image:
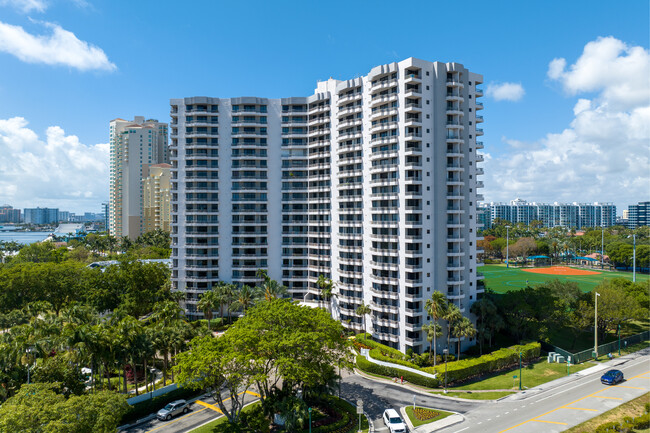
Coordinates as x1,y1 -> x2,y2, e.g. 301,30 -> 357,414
532,420 -> 568,425
245,390 -> 261,397
145,407 -> 207,432
615,385 -> 646,390
593,396 -> 623,400
196,400 -> 223,413
453,428 -> 469,432
563,407 -> 599,411
630,371 -> 650,379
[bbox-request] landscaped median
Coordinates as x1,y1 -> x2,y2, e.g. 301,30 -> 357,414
404,406 -> 454,427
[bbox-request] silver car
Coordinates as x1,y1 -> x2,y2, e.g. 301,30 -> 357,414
157,399 -> 190,421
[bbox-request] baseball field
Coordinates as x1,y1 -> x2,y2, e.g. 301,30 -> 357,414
481,264 -> 649,293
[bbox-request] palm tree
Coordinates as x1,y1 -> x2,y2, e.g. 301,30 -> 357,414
355,303 -> 371,341
424,291 -> 448,366
224,284 -> 238,324
232,285 -> 257,314
197,290 -> 219,330
452,317 -> 476,360
443,303 -> 462,356
317,274 -> 335,314
421,322 -> 441,362
262,279 -> 288,301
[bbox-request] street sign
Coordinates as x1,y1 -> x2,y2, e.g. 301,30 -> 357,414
356,399 -> 363,414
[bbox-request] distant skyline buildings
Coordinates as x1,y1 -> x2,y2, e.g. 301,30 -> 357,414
479,199 -> 617,229
627,201 -> 649,229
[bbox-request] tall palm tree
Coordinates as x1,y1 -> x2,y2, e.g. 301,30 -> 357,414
224,284 -> 238,324
232,284 -> 257,314
262,279 -> 288,301
197,290 -> 219,330
421,322 -> 441,362
317,274 -> 335,314
452,317 -> 476,360
424,291 -> 448,366
443,303 -> 462,356
355,303 -> 371,341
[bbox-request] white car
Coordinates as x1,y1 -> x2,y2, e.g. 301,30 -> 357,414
383,408 -> 407,433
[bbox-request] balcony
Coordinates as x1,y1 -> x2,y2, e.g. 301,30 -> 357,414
476,115 -> 484,123
475,87 -> 484,97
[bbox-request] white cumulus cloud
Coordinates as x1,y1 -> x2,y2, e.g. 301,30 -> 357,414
486,82 -> 525,101
482,37 -> 650,209
0,117 -> 109,212
0,0 -> 46,13
0,20 -> 116,71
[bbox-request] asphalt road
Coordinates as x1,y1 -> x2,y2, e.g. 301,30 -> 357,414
124,351 -> 650,433
340,374 -> 479,432
436,352 -> 650,433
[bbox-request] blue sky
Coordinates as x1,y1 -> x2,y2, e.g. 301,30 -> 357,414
0,0 -> 648,213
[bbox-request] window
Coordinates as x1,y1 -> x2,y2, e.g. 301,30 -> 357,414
426,100 -> 430,104
426,71 -> 430,76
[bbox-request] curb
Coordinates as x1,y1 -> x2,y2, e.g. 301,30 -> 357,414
399,406 -> 464,433
354,369 -> 499,404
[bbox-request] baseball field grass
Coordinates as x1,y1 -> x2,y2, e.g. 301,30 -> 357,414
481,264 -> 649,293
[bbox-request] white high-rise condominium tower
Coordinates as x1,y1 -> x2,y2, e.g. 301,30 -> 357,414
109,116 -> 169,239
170,58 -> 484,353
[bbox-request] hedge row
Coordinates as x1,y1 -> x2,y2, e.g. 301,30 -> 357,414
120,386 -> 202,425
422,342 -> 541,384
368,348 -> 420,370
355,334 -> 409,361
356,355 -> 439,388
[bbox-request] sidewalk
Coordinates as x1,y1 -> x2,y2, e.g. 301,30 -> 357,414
399,407 -> 464,433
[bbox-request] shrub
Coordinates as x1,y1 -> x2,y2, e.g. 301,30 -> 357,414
354,334 -> 409,361
356,355 -> 439,388
635,413 -> 650,429
368,348 -> 420,369
412,407 -> 439,421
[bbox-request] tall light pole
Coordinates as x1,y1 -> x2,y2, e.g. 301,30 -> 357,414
594,291 -> 600,358
443,348 -> 449,393
506,225 -> 511,268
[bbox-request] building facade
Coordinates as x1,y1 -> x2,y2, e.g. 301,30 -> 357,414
0,205 -> 21,223
628,201 -> 649,228
170,58 -> 484,353
481,200 -> 616,229
109,116 -> 169,239
23,207 -> 59,225
143,163 -> 172,233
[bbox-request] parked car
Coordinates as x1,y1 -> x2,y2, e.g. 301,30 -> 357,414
383,408 -> 407,433
157,400 -> 190,421
601,369 -> 624,385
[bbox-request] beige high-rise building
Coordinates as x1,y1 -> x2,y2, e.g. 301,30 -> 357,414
143,163 -> 172,233
109,116 -> 169,239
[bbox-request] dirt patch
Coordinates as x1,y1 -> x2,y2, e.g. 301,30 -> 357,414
522,266 -> 601,276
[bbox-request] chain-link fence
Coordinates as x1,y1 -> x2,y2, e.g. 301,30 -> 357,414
543,330 -> 650,364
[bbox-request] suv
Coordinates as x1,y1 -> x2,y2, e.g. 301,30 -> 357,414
601,369 -> 624,385
157,400 -> 190,420
383,408 -> 407,433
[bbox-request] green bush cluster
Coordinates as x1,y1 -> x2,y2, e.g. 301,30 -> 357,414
368,348 -> 420,369
633,413 -> 650,429
120,386 -> 201,425
355,334 -> 409,361
422,342 -> 541,384
356,355 -> 439,388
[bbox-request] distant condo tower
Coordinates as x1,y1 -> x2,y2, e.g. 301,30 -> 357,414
109,116 -> 169,239
170,58 -> 485,353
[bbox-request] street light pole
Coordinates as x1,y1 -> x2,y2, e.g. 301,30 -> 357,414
519,352 -> 522,390
309,407 -> 312,433
618,324 -> 621,356
594,291 -> 600,358
443,348 -> 449,393
506,225 -> 511,268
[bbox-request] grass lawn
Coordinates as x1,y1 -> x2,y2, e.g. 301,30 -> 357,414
429,391 -> 514,400
563,392 -> 650,433
482,264 -> 649,293
450,359 -> 592,391
404,406 -> 454,427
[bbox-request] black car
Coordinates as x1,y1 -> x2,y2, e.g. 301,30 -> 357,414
601,369 -> 624,385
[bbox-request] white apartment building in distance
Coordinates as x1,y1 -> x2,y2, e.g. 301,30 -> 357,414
170,58 -> 484,353
109,117 -> 169,239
